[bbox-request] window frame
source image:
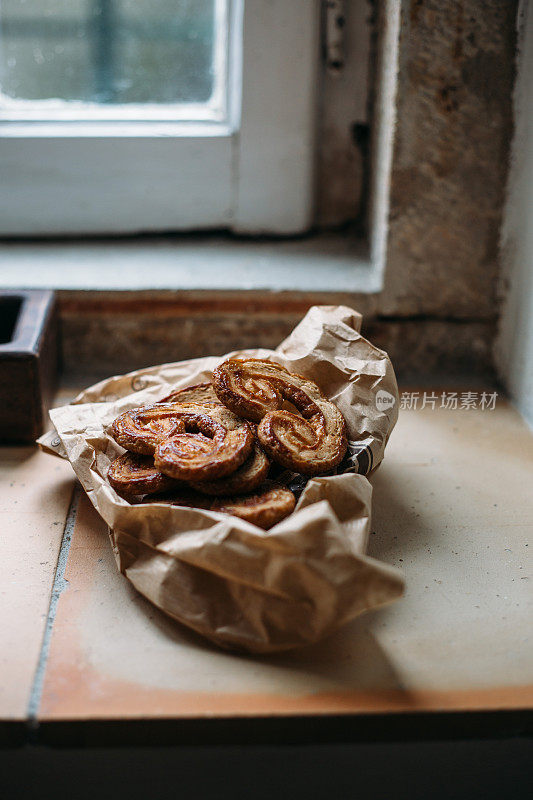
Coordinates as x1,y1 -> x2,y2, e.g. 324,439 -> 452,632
0,0 -> 232,124
0,0 -> 320,237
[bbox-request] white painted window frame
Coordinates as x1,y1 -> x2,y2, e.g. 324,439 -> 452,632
0,0 -> 319,237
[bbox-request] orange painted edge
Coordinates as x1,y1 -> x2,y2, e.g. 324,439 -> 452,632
40,492 -> 533,722
39,662 -> 533,721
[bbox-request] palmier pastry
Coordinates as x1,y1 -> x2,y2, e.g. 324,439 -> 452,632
146,482 -> 295,530
153,402 -> 254,481
212,358 -> 347,475
112,401 -> 253,480
112,403 -> 187,455
159,382 -> 219,405
211,483 -> 296,530
107,452 -> 179,497
190,442 -> 270,496
143,489 -> 213,510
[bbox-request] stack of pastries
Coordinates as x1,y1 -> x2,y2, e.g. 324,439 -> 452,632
107,358 -> 348,529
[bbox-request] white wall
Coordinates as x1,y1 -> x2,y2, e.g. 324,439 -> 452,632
496,0 -> 533,428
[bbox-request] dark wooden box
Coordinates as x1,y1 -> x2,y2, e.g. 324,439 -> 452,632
0,290 -> 59,443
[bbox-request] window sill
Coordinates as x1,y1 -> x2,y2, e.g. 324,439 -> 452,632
0,233 -> 380,294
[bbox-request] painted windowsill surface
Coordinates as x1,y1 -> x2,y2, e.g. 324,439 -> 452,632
2,389 -> 532,731
0,233 -> 378,293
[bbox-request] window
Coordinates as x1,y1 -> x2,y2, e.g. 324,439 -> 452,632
0,0 -> 325,236
0,0 -> 221,114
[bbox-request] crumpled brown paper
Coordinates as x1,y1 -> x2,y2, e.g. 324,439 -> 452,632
39,305 -> 404,652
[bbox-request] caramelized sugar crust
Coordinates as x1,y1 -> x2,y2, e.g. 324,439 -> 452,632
213,358 -> 347,475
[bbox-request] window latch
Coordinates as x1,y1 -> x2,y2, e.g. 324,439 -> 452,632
324,0 -> 346,75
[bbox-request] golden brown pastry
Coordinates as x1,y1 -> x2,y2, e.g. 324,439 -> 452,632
159,382 -> 219,405
190,442 -> 270,496
111,403 -> 186,455
111,401 -> 253,481
143,489 -> 213,510
107,452 -> 179,497
211,483 -> 296,529
212,358 -> 347,475
153,402 -> 254,481
146,482 -> 296,530
213,359 -> 292,422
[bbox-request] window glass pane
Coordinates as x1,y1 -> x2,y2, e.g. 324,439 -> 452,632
0,0 -> 217,106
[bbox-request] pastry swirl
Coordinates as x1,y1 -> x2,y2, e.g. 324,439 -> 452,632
213,358 -> 347,475
112,401 -> 253,481
191,442 -> 270,496
152,402 -> 254,481
159,382 -> 219,405
112,403 -> 187,455
211,483 -> 296,529
146,482 -> 295,530
108,452 -> 179,497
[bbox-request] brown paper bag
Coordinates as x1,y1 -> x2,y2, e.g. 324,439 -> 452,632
39,305 -> 404,652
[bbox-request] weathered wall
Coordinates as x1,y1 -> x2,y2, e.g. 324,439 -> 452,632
58,292 -> 494,384
316,0 -> 372,227
381,0 -> 517,319
57,1 -> 518,383
495,0 -> 533,426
